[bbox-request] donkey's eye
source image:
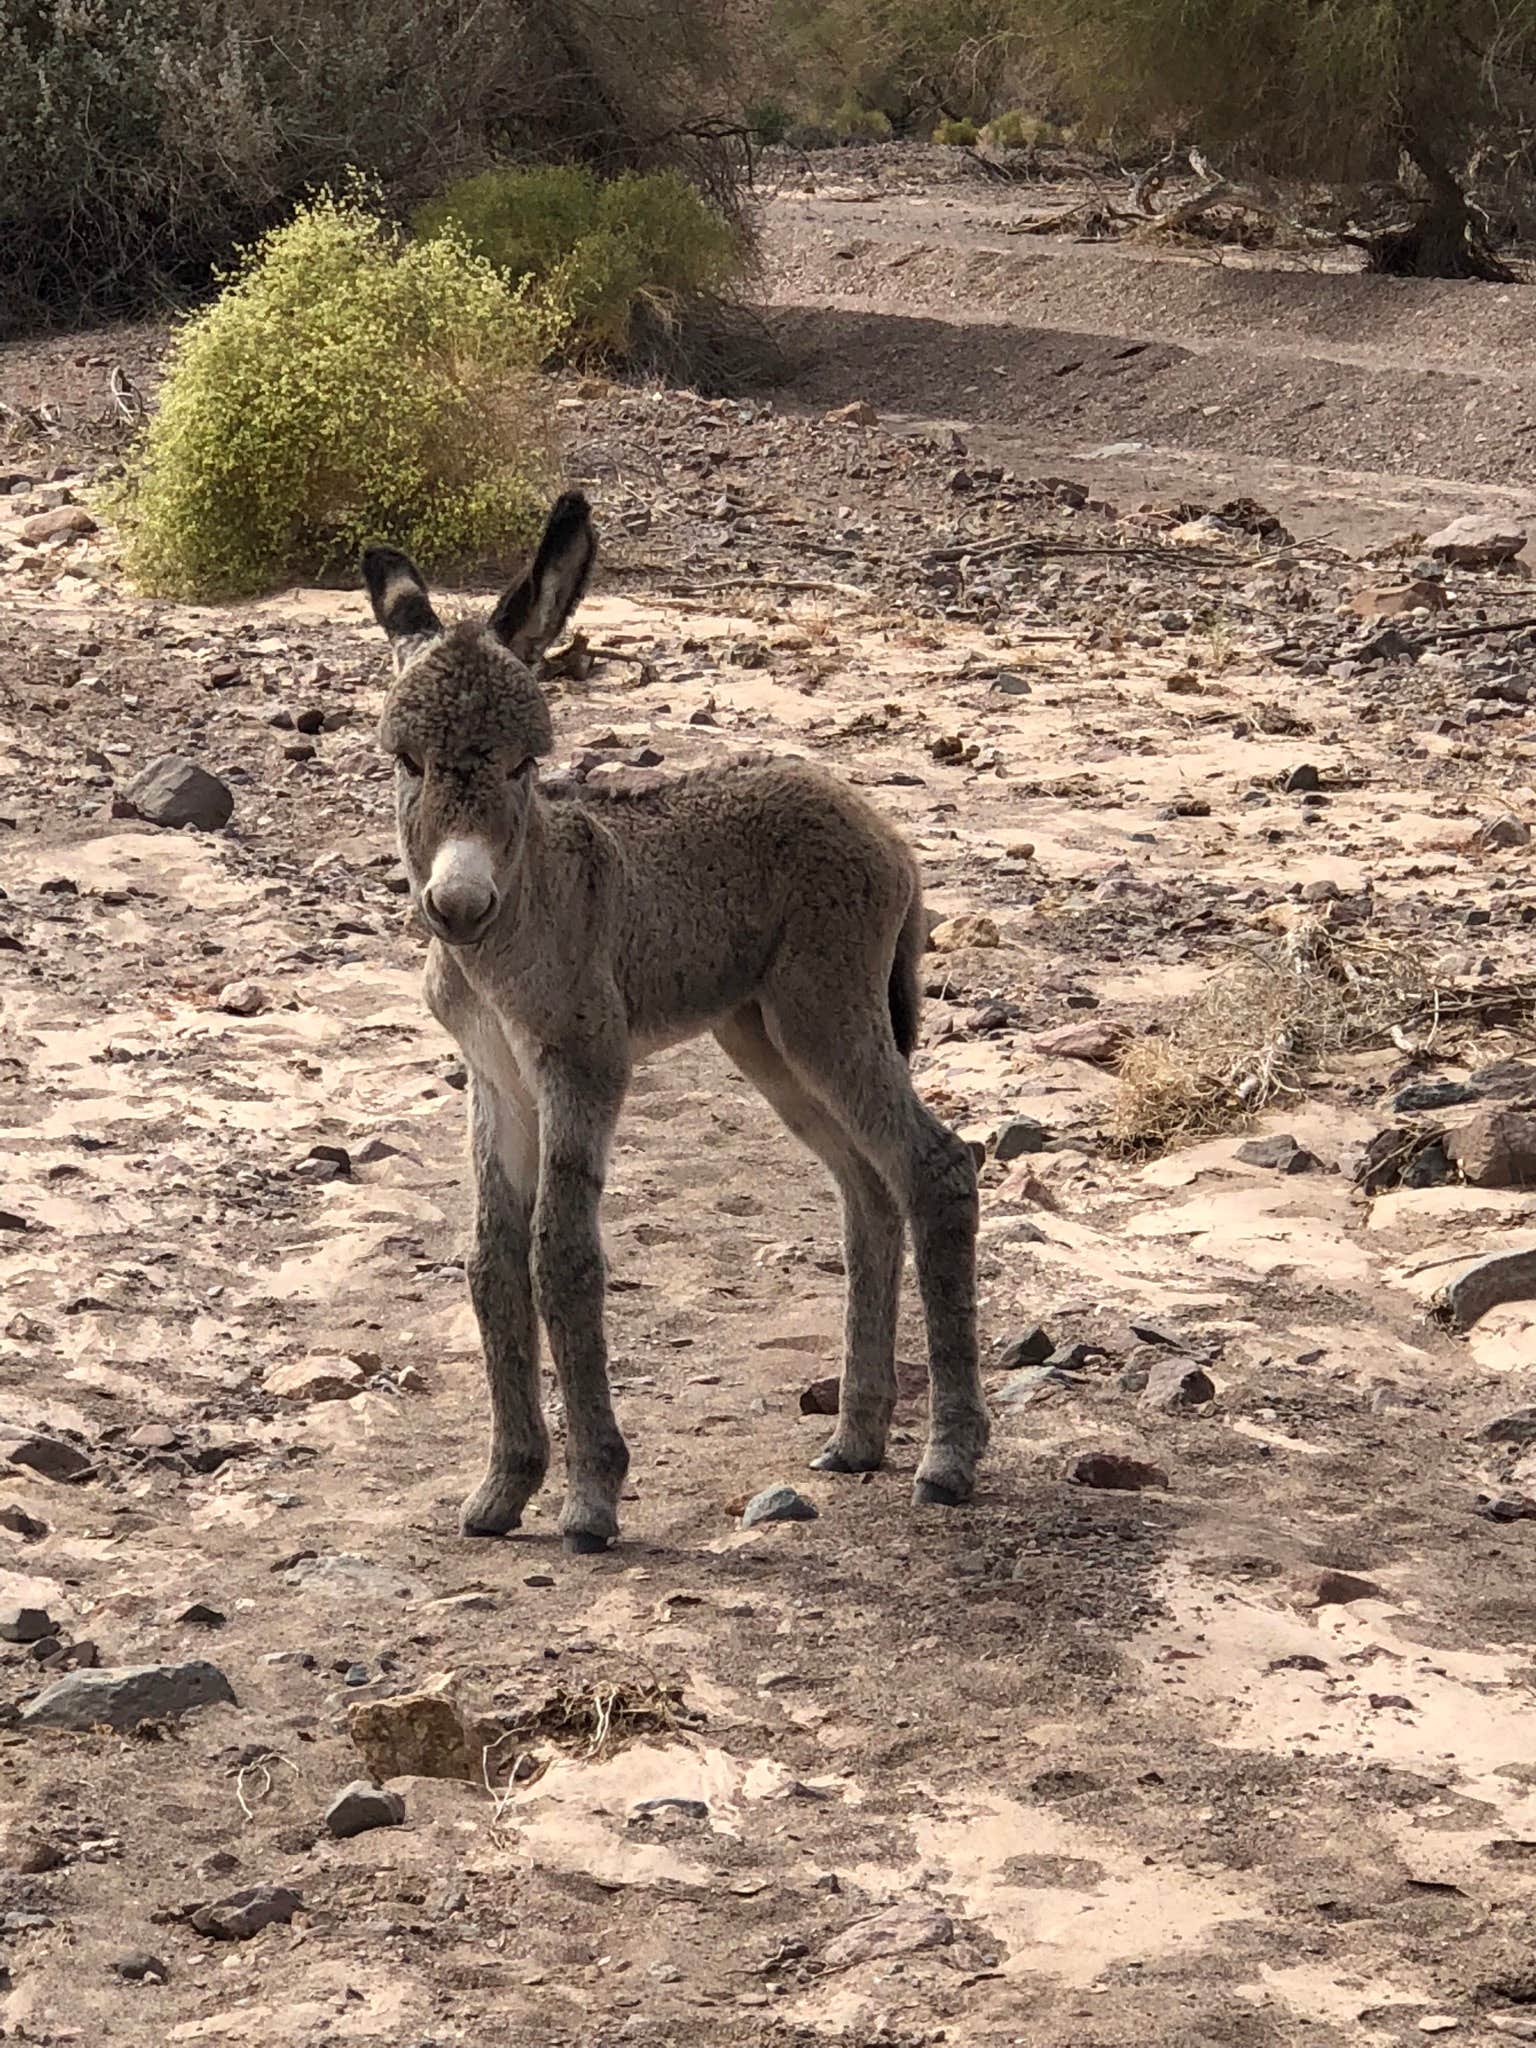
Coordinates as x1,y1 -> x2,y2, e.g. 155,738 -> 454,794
396,752 -> 423,779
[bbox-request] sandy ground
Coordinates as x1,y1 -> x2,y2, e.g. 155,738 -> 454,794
7,150 -> 1536,2048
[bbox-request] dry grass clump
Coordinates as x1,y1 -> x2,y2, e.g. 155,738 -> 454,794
1110,917 -> 1433,1155
481,1674 -> 699,1799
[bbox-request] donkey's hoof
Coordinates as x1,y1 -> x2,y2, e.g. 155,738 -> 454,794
912,1473 -> 972,1508
459,1483 -> 525,1537
810,1442 -> 883,1475
562,1527 -> 614,1555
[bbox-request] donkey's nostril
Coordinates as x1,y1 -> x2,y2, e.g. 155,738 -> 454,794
423,880 -> 498,942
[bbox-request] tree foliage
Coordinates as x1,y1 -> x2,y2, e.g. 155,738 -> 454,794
0,0 -> 747,335
768,0 -> 1033,126
1036,0 -> 1536,275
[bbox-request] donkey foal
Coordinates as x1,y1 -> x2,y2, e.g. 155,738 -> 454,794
363,493 -> 987,1551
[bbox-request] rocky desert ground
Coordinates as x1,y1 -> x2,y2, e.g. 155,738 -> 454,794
8,147 -> 1536,2048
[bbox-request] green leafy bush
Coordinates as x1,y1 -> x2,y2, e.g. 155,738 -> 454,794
115,192 -> 558,600
745,98 -> 794,144
983,109 -> 1065,149
415,164 -> 746,359
933,117 -> 980,145
832,99 -> 893,141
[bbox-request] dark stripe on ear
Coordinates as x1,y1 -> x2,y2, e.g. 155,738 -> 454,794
488,492 -> 597,659
361,546 -> 441,641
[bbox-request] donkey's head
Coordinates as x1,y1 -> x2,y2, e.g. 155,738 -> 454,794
362,492 -> 595,947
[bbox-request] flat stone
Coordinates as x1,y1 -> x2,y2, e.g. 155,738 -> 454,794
324,1779 -> 405,1839
1,1433 -> 91,1483
0,1830 -> 64,1874
1393,1078 -> 1477,1114
1236,1134 -> 1320,1173
928,912 -> 1000,953
1480,1409 -> 1536,1446
996,1326 -> 1054,1370
216,981 -> 267,1016
1349,580 -> 1449,619
21,1659 -> 235,1731
1067,1451 -> 1170,1491
190,1884 -> 301,1940
998,1365 -> 1080,1404
1424,514 -> 1527,567
1032,1019 -> 1126,1064
0,1600 -> 55,1644
1446,1109 -> 1536,1188
994,1116 -> 1049,1161
1306,1569 -> 1384,1606
264,1356 -> 365,1402
742,1484 -> 819,1528
21,505 -> 96,543
823,1901 -> 953,1971
798,1376 -> 841,1416
110,1953 -> 169,1981
122,756 -> 234,830
1140,1358 -> 1216,1412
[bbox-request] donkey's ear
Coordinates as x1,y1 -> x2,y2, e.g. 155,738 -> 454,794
488,492 -> 596,664
361,546 -> 443,644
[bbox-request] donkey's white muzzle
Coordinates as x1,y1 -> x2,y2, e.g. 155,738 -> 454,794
422,838 -> 499,946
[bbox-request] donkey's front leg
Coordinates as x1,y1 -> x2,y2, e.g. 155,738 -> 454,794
531,1050 -> 630,1552
461,1076 -> 550,1536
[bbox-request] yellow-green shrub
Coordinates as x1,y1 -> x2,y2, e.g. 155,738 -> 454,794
983,109 -> 1066,148
415,164 -> 746,358
831,99 -> 893,141
115,192 -> 559,600
933,117 -> 980,145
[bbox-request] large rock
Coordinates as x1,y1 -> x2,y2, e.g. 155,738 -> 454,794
1423,514 -> 1527,567
123,756 -> 234,830
1,1431 -> 91,1482
1348,580 -> 1448,619
324,1780 -> 405,1839
263,1357 -> 364,1402
21,1659 -> 235,1732
822,1901 -> 953,1971
191,1885 -> 301,1940
1446,1109 -> 1536,1188
21,504 -> 96,544
1033,1019 -> 1126,1065
348,1674 -> 498,1782
928,912 -> 999,953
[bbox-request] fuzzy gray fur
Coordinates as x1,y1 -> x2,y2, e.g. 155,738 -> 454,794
364,495 -> 987,1551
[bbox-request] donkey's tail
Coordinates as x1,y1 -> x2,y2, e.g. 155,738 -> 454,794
888,885 -> 926,1063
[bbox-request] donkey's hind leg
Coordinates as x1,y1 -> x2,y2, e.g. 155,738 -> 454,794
716,1005 -> 903,1474
758,984 -> 988,1507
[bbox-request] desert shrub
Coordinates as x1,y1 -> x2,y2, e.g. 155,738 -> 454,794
0,0 -> 749,336
933,117 -> 980,145
115,192 -> 558,600
984,109 -> 1064,149
416,164 -> 747,359
832,99 -> 894,141
414,166 -> 602,292
745,97 -> 793,143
